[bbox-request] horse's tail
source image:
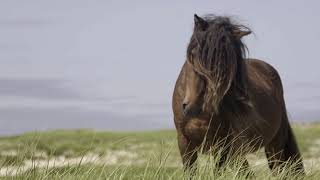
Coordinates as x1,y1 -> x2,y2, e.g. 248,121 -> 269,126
281,102 -> 305,173
260,61 -> 305,174
273,64 -> 303,170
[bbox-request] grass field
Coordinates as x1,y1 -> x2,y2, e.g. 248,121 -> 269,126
0,123 -> 320,179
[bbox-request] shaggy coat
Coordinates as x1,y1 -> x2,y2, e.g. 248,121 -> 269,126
172,14 -> 304,174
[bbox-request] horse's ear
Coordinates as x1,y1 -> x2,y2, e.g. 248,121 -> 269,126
232,29 -> 251,39
194,14 -> 208,31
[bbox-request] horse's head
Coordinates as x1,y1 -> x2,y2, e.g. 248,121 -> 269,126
182,14 -> 251,117
182,60 -> 205,117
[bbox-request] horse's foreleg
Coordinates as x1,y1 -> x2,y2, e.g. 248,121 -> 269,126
214,146 -> 253,177
216,154 -> 254,178
178,134 -> 198,175
238,158 -> 255,178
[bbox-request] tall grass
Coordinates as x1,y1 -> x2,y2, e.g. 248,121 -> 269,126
0,126 -> 319,179
1,149 -> 315,180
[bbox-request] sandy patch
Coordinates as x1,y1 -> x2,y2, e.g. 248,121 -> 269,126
0,150 -> 138,176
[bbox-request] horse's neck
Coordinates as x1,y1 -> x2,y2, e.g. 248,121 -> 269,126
220,91 -> 252,119
229,59 -> 250,103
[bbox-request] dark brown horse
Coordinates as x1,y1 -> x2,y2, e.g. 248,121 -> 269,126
172,14 -> 304,175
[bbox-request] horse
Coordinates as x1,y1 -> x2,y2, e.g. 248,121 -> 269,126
172,14 -> 304,175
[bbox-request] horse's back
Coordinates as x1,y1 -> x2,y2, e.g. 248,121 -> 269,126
246,59 -> 283,99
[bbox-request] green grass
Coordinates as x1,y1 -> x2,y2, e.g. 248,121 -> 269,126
292,123 -> 320,157
5,165 -> 180,180
0,129 -> 176,155
0,124 -> 319,179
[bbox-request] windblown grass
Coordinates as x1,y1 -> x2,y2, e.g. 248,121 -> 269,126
0,123 -> 319,179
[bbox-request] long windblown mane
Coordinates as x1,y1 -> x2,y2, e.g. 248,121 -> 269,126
187,15 -> 250,114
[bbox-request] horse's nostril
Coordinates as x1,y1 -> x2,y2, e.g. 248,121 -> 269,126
182,103 -> 188,110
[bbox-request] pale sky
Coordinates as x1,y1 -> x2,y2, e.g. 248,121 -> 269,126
0,0 -> 319,135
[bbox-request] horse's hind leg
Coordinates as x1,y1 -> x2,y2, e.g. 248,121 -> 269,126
239,159 -> 255,179
265,122 -> 304,174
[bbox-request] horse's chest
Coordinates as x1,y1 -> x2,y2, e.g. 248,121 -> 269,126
183,117 -> 264,152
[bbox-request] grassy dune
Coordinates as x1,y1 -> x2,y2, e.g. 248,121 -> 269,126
0,124 -> 320,179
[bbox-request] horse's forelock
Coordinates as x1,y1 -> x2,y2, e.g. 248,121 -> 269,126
187,16 -> 248,114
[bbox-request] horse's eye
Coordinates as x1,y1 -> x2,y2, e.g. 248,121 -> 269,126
191,47 -> 200,55
193,69 -> 205,80
191,49 -> 196,55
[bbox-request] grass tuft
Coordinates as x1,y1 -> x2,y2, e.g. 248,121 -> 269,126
0,124 -> 319,179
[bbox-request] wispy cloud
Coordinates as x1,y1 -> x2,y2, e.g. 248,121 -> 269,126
0,77 -> 82,100
0,77 -> 171,135
0,107 -> 171,136
288,81 -> 320,90
0,18 -> 55,28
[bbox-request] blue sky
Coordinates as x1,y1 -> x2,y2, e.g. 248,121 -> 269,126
0,0 -> 319,135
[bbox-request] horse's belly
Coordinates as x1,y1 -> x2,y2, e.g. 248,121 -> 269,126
232,133 -> 264,153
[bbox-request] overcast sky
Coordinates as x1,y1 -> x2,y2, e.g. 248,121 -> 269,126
0,0 -> 319,135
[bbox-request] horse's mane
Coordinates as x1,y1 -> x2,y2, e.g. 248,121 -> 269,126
187,15 -> 250,114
